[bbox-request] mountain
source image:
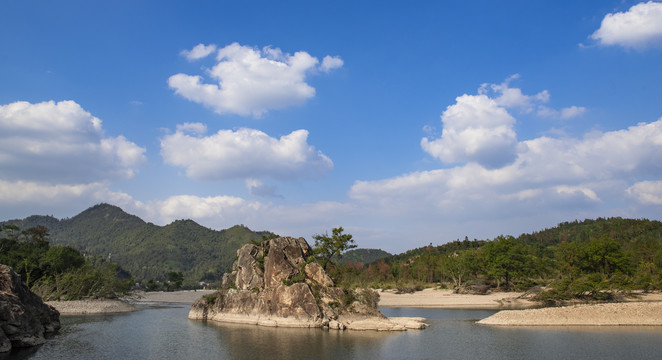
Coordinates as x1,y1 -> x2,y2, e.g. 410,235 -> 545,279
376,217 -> 662,266
338,248 -> 392,265
3,204 -> 275,286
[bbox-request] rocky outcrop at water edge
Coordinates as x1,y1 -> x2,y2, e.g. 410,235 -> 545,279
0,264 -> 60,352
190,237 -> 427,331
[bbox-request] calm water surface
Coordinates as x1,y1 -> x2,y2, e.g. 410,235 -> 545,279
5,304 -> 662,359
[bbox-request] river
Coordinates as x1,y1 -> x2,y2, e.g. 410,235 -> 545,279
5,304 -> 662,359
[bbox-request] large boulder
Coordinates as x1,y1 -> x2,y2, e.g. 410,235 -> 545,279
0,265 -> 60,352
190,237 -> 427,331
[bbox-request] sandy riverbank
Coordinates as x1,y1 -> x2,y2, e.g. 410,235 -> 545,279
46,300 -> 137,315
128,289 -> 216,305
478,300 -> 662,326
47,290 -> 216,315
378,288 -> 538,309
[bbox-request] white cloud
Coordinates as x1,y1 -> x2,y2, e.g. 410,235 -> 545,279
357,118 -> 662,222
320,55 -> 344,73
175,122 -> 207,135
245,178 -> 281,198
560,106 -> 587,119
180,43 -> 217,61
591,1 -> 662,49
160,126 -> 333,181
422,76 -> 588,169
168,42 -> 343,117
555,185 -> 600,202
480,74 -> 550,112
0,179 -> 142,220
627,180 -> 662,205
0,100 -> 146,184
420,94 -> 518,168
148,194 -> 260,223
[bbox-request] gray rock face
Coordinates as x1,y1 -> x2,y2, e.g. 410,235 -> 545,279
190,237 -> 427,331
0,265 -> 61,352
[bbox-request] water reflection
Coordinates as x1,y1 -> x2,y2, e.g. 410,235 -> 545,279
4,305 -> 662,360
204,320 -> 397,360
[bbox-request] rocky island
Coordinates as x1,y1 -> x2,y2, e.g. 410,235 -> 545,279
189,237 -> 426,331
0,265 -> 60,352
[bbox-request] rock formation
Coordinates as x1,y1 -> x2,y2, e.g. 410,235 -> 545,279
190,237 -> 427,331
0,265 -> 60,352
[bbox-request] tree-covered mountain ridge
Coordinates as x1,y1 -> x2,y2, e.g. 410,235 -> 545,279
333,217 -> 662,301
2,203 -> 275,287
376,217 -> 662,264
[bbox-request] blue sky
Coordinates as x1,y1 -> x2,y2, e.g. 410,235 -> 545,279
1,1 -> 661,253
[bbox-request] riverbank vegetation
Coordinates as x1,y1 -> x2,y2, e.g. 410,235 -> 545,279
0,224 -> 133,300
328,218 -> 662,302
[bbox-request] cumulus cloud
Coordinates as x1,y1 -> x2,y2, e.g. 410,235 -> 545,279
479,74 -> 550,112
627,180 -> 662,205
0,100 -> 146,184
591,1 -> 662,49
0,179 -> 142,220
421,94 -> 518,168
560,106 -> 587,119
355,118 -> 662,225
168,42 -> 343,117
147,194 -> 261,223
180,43 -> 217,61
422,76 -> 587,169
320,55 -> 344,73
160,125 -> 333,181
245,179 -> 281,198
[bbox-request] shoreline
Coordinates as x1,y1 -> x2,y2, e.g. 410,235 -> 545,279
46,299 -> 137,315
46,288 -> 662,327
47,289 -> 216,315
478,300 -> 662,326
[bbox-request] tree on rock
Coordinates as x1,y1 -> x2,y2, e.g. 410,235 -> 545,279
312,227 -> 357,271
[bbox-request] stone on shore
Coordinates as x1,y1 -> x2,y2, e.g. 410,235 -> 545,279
0,264 -> 60,352
190,237 -> 427,331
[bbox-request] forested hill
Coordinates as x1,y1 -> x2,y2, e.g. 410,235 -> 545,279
338,248 -> 392,265
336,217 -> 662,301
517,217 -> 662,247
375,217 -> 662,266
3,203 -> 275,287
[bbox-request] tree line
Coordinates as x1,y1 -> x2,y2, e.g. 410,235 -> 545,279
328,218 -> 662,302
0,224 -> 133,300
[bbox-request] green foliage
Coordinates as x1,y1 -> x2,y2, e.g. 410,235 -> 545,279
1,223 -> 133,300
313,227 -> 357,271
482,235 -> 536,289
337,249 -> 391,265
38,263 -> 133,301
282,265 -> 307,286
166,271 -> 184,291
342,289 -> 356,306
204,294 -> 217,305
355,288 -> 380,309
328,301 -> 340,309
332,218 -> 662,302
42,246 -> 85,274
